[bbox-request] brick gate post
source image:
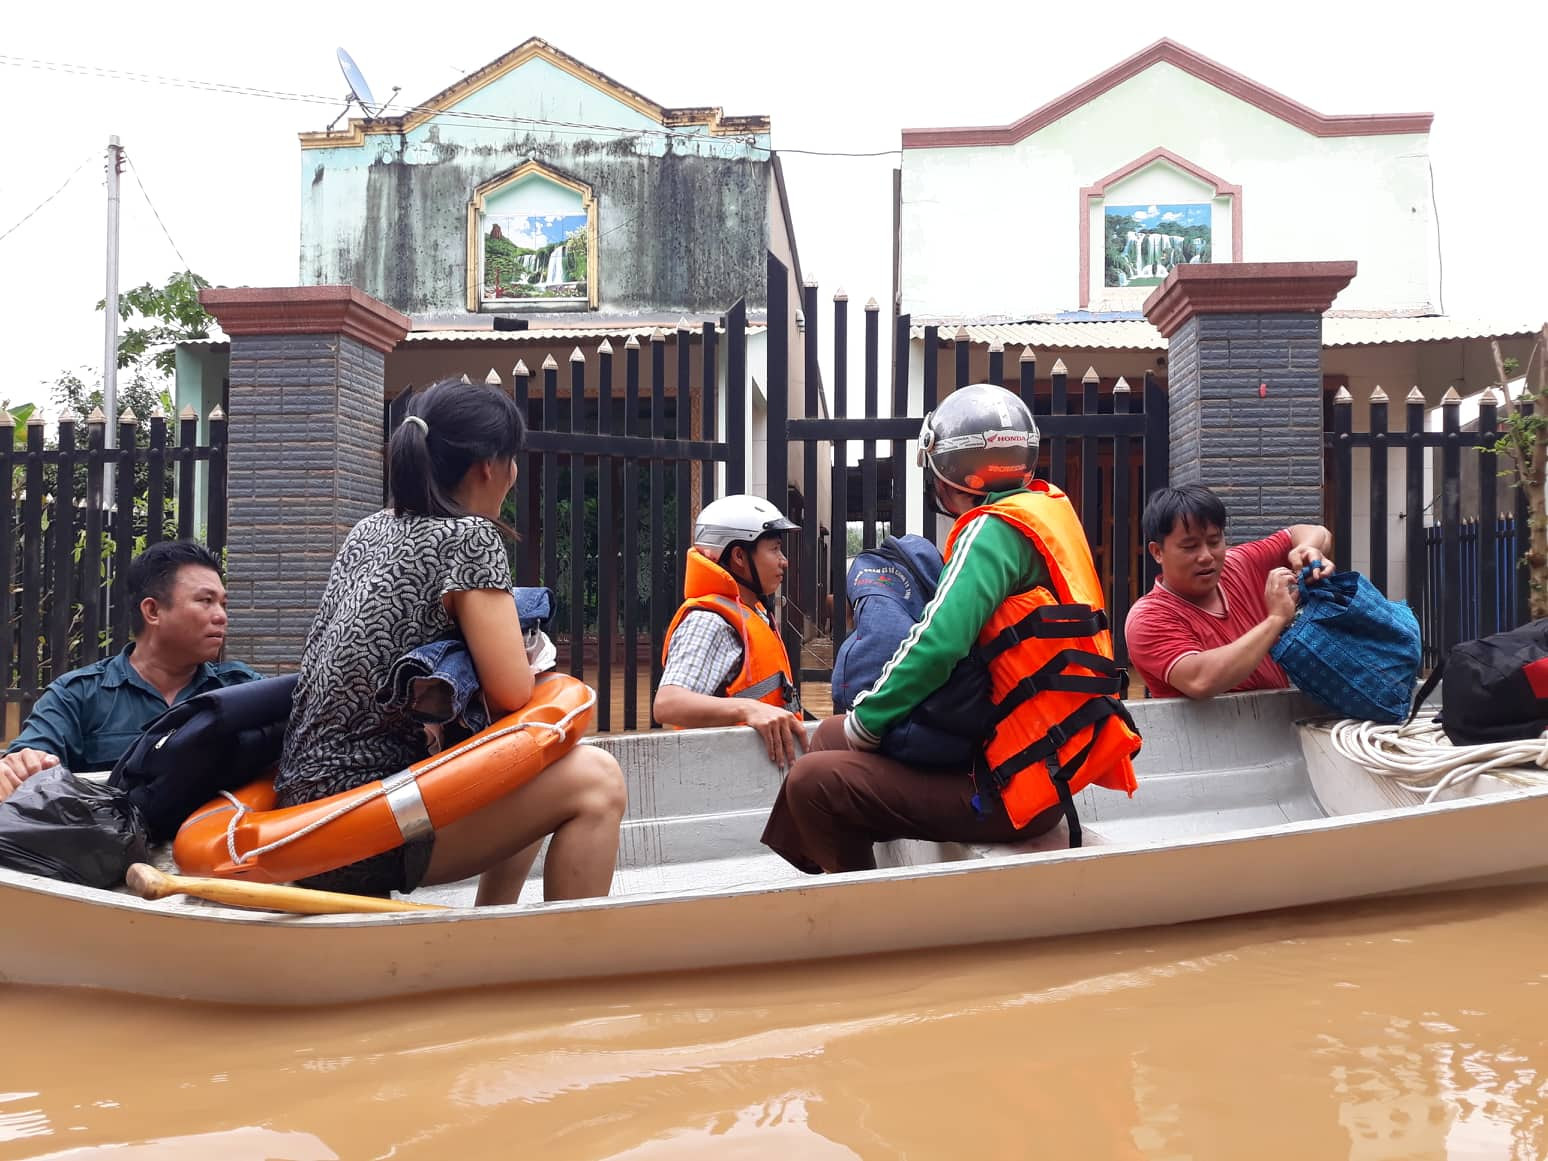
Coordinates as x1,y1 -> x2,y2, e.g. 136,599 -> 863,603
1142,262 -> 1356,542
199,286 -> 410,671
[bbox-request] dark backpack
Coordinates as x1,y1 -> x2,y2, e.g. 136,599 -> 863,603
108,674 -> 298,841
1411,619 -> 1548,745
831,535 -> 991,768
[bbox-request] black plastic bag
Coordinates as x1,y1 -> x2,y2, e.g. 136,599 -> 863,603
0,768 -> 150,888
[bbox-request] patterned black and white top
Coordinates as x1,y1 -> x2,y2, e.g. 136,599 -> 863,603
275,509 -> 511,806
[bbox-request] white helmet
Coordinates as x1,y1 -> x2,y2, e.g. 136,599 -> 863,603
693,494 -> 799,560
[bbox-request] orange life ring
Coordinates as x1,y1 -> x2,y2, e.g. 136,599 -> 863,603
173,673 -> 597,884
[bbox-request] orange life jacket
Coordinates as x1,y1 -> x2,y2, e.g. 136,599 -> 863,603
945,484 -> 1141,835
661,548 -> 798,711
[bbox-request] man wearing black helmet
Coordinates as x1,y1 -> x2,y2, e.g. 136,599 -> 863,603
762,384 -> 1140,873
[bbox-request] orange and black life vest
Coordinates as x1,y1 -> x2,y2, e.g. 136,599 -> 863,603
945,483 -> 1141,839
662,548 -> 799,711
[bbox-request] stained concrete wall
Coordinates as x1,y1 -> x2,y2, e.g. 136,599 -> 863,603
300,56 -> 773,317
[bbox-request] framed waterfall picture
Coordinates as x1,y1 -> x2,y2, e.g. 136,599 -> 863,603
1104,203 -> 1212,288
482,213 -> 589,302
467,161 -> 599,311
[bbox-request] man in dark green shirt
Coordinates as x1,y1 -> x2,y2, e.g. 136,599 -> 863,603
0,541 -> 259,799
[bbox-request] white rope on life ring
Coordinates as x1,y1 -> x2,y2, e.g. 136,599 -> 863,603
220,686 -> 596,866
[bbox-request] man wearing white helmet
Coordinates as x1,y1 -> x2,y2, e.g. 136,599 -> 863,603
762,384 -> 1140,873
654,494 -> 808,769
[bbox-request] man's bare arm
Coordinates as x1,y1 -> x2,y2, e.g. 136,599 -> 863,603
654,685 -> 807,770
1168,566 -> 1298,699
654,684 -> 753,729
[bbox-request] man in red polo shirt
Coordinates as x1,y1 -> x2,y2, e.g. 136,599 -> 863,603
1126,485 -> 1334,699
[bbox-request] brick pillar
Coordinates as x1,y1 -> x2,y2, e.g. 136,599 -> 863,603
200,286 -> 410,671
1143,262 -> 1356,543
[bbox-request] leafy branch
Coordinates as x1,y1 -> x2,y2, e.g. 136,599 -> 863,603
1486,331 -> 1548,617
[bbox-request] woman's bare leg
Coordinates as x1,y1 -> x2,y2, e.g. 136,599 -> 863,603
473,840 -> 543,907
421,744 -> 625,904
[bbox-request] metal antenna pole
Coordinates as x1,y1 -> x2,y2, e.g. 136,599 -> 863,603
103,135 -> 124,510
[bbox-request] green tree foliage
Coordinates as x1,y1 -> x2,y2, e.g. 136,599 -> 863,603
484,232 -> 521,291
46,270 -> 210,428
4,403 -> 36,450
51,370 -> 171,435
1,273 -> 212,685
564,224 -> 588,284
107,272 -> 213,377
1487,338 -> 1548,617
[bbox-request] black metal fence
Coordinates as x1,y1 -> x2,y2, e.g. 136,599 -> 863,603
767,253 -> 1170,681
1327,387 -> 1527,667
2,409 -> 228,720
387,311 -> 744,732
1422,517 -> 1523,666
387,253 -> 1169,730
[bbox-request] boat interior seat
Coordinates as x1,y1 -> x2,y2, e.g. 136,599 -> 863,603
965,817 -> 1110,859
875,819 -> 1107,869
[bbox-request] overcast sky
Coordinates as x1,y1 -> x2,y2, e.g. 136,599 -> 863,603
3,0 -> 1545,412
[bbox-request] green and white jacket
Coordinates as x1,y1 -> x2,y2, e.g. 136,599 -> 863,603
844,488 -> 1050,751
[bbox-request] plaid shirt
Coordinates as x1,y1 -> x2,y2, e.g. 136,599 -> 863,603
659,609 -> 748,696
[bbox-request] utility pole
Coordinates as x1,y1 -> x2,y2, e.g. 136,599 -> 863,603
103,135 -> 123,510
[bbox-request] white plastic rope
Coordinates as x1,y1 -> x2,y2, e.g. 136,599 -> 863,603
1327,716 -> 1548,804
222,679 -> 599,866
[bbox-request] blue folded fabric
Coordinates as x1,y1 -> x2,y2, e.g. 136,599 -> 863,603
377,587 -> 554,734
515,587 -> 553,628
1270,566 -> 1421,723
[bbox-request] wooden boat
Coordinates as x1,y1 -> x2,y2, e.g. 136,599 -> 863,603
4,689 -> 1548,1006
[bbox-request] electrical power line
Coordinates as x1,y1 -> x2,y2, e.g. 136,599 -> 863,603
0,152 -> 96,245
0,52 -> 901,159
124,153 -> 194,275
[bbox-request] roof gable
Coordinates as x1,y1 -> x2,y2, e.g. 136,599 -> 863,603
301,38 -> 770,149
902,39 -> 1432,149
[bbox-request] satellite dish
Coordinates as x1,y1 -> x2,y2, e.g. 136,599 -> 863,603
336,47 -> 378,117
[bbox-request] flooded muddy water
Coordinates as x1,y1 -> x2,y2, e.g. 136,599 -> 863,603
3,885 -> 1547,1159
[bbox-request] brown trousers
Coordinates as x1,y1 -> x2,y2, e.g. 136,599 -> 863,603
760,716 -> 1061,874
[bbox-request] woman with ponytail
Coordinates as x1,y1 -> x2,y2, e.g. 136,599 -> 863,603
274,378 -> 625,904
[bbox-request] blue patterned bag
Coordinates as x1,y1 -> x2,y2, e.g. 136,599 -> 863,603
1270,565 -> 1421,723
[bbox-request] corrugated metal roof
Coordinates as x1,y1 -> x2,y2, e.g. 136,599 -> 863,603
175,321 -> 766,350
179,315 -> 1538,352
1322,316 -> 1541,346
402,323 -> 766,344
174,320 -> 229,349
908,320 -> 1163,350
906,316 -> 1542,350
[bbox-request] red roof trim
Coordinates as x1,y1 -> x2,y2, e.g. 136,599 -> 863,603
201,286 -> 411,355
1141,262 -> 1358,338
901,40 -> 1433,149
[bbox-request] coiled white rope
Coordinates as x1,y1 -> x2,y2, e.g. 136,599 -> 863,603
220,679 -> 598,866
1327,715 -> 1548,804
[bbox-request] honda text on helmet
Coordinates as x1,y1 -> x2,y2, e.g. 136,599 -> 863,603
917,383 -> 1041,509
693,494 -> 799,602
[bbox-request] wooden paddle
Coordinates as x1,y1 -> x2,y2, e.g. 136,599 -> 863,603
124,863 -> 446,915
